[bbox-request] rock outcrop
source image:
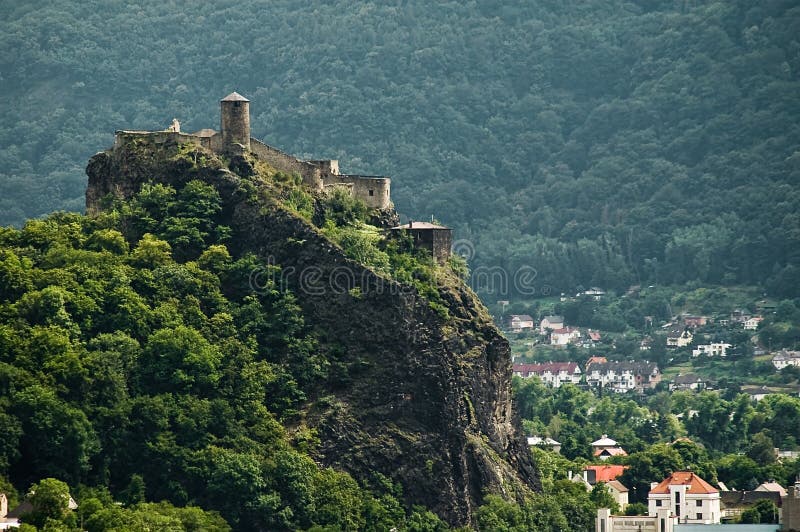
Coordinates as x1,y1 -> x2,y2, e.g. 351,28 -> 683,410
86,137 -> 539,527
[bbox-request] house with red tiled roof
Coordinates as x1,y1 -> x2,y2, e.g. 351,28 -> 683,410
648,471 -> 720,524
584,465 -> 628,485
512,362 -> 581,388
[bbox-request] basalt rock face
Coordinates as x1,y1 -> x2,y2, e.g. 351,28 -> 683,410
85,139 -> 539,527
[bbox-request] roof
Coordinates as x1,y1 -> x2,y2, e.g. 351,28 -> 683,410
587,360 -> 658,374
755,482 -> 787,496
221,91 -> 249,102
673,373 -> 704,384
592,435 -> 618,447
527,436 -> 561,446
585,465 -> 627,483
606,480 -> 629,493
551,327 -> 578,335
586,356 -> 608,366
513,362 -> 580,374
390,221 -> 449,230
649,471 -> 718,495
595,447 -> 628,457
720,490 -> 782,508
588,330 -> 601,341
510,314 -> 534,322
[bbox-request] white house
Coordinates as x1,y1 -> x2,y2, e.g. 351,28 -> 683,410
773,350 -> 800,370
605,480 -> 629,512
692,343 -> 732,357
666,329 -> 693,348
508,314 -> 535,332
648,471 -> 720,524
584,360 -> 661,393
527,436 -> 561,453
744,316 -> 764,330
512,362 -> 582,388
539,315 -> 564,334
550,327 -> 581,346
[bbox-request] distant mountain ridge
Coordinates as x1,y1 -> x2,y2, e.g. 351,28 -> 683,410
1,0 -> 798,295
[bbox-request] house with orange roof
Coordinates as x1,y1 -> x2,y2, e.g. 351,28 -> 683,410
648,471 -> 720,524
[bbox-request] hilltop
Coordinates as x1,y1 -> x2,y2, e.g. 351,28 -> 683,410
0,98 -> 538,530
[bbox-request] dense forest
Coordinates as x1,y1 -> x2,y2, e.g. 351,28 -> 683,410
0,172 -> 459,530
2,0 -> 799,297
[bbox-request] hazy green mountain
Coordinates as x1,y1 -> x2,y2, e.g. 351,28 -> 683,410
1,0 -> 799,296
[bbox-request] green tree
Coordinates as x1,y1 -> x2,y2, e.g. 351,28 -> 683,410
25,478 -> 72,529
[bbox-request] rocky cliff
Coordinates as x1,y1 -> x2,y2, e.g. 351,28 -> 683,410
85,136 -> 539,527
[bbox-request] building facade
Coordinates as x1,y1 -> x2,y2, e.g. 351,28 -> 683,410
648,472 -> 720,524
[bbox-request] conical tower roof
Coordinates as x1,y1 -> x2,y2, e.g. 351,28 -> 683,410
221,92 -> 249,102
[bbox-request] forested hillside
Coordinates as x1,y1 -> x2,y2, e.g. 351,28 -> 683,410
1,0 -> 799,296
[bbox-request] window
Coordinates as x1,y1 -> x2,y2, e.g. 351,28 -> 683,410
675,492 -> 681,503
676,505 -> 681,517
655,500 -> 662,507
696,500 -> 702,507
696,513 -> 703,520
368,189 -> 374,196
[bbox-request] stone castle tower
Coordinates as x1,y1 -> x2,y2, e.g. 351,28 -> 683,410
220,92 -> 251,151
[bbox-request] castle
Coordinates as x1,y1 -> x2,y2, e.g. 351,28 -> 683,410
113,92 -> 392,210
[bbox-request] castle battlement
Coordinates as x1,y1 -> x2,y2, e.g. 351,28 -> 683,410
111,93 -> 392,210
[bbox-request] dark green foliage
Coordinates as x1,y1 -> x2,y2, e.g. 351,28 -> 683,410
1,1 -> 797,296
0,183 -> 441,530
740,498 -> 779,524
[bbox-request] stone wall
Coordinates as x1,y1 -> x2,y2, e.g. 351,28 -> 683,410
324,174 -> 391,209
114,130 -> 204,150
786,483 -> 800,532
597,509 -> 675,532
249,138 -> 322,189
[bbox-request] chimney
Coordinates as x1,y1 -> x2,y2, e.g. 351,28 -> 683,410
408,220 -> 413,228
568,470 -> 573,481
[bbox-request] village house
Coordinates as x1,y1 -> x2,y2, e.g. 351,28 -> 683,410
755,481 -> 787,497
670,373 -> 710,391
568,470 -> 594,492
692,342 -> 732,357
682,315 -> 710,328
667,329 -> 694,348
583,465 -> 628,486
648,471 -> 721,524
512,362 -> 582,388
539,315 -> 564,334
605,481 -> 630,512
585,360 -> 661,393
744,316 -> 764,330
507,314 -> 535,333
550,326 -> 581,346
720,490 -> 782,522
591,435 -> 628,461
772,350 -> 800,370
742,386 -> 774,401
583,287 -> 606,300
527,436 -> 561,453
